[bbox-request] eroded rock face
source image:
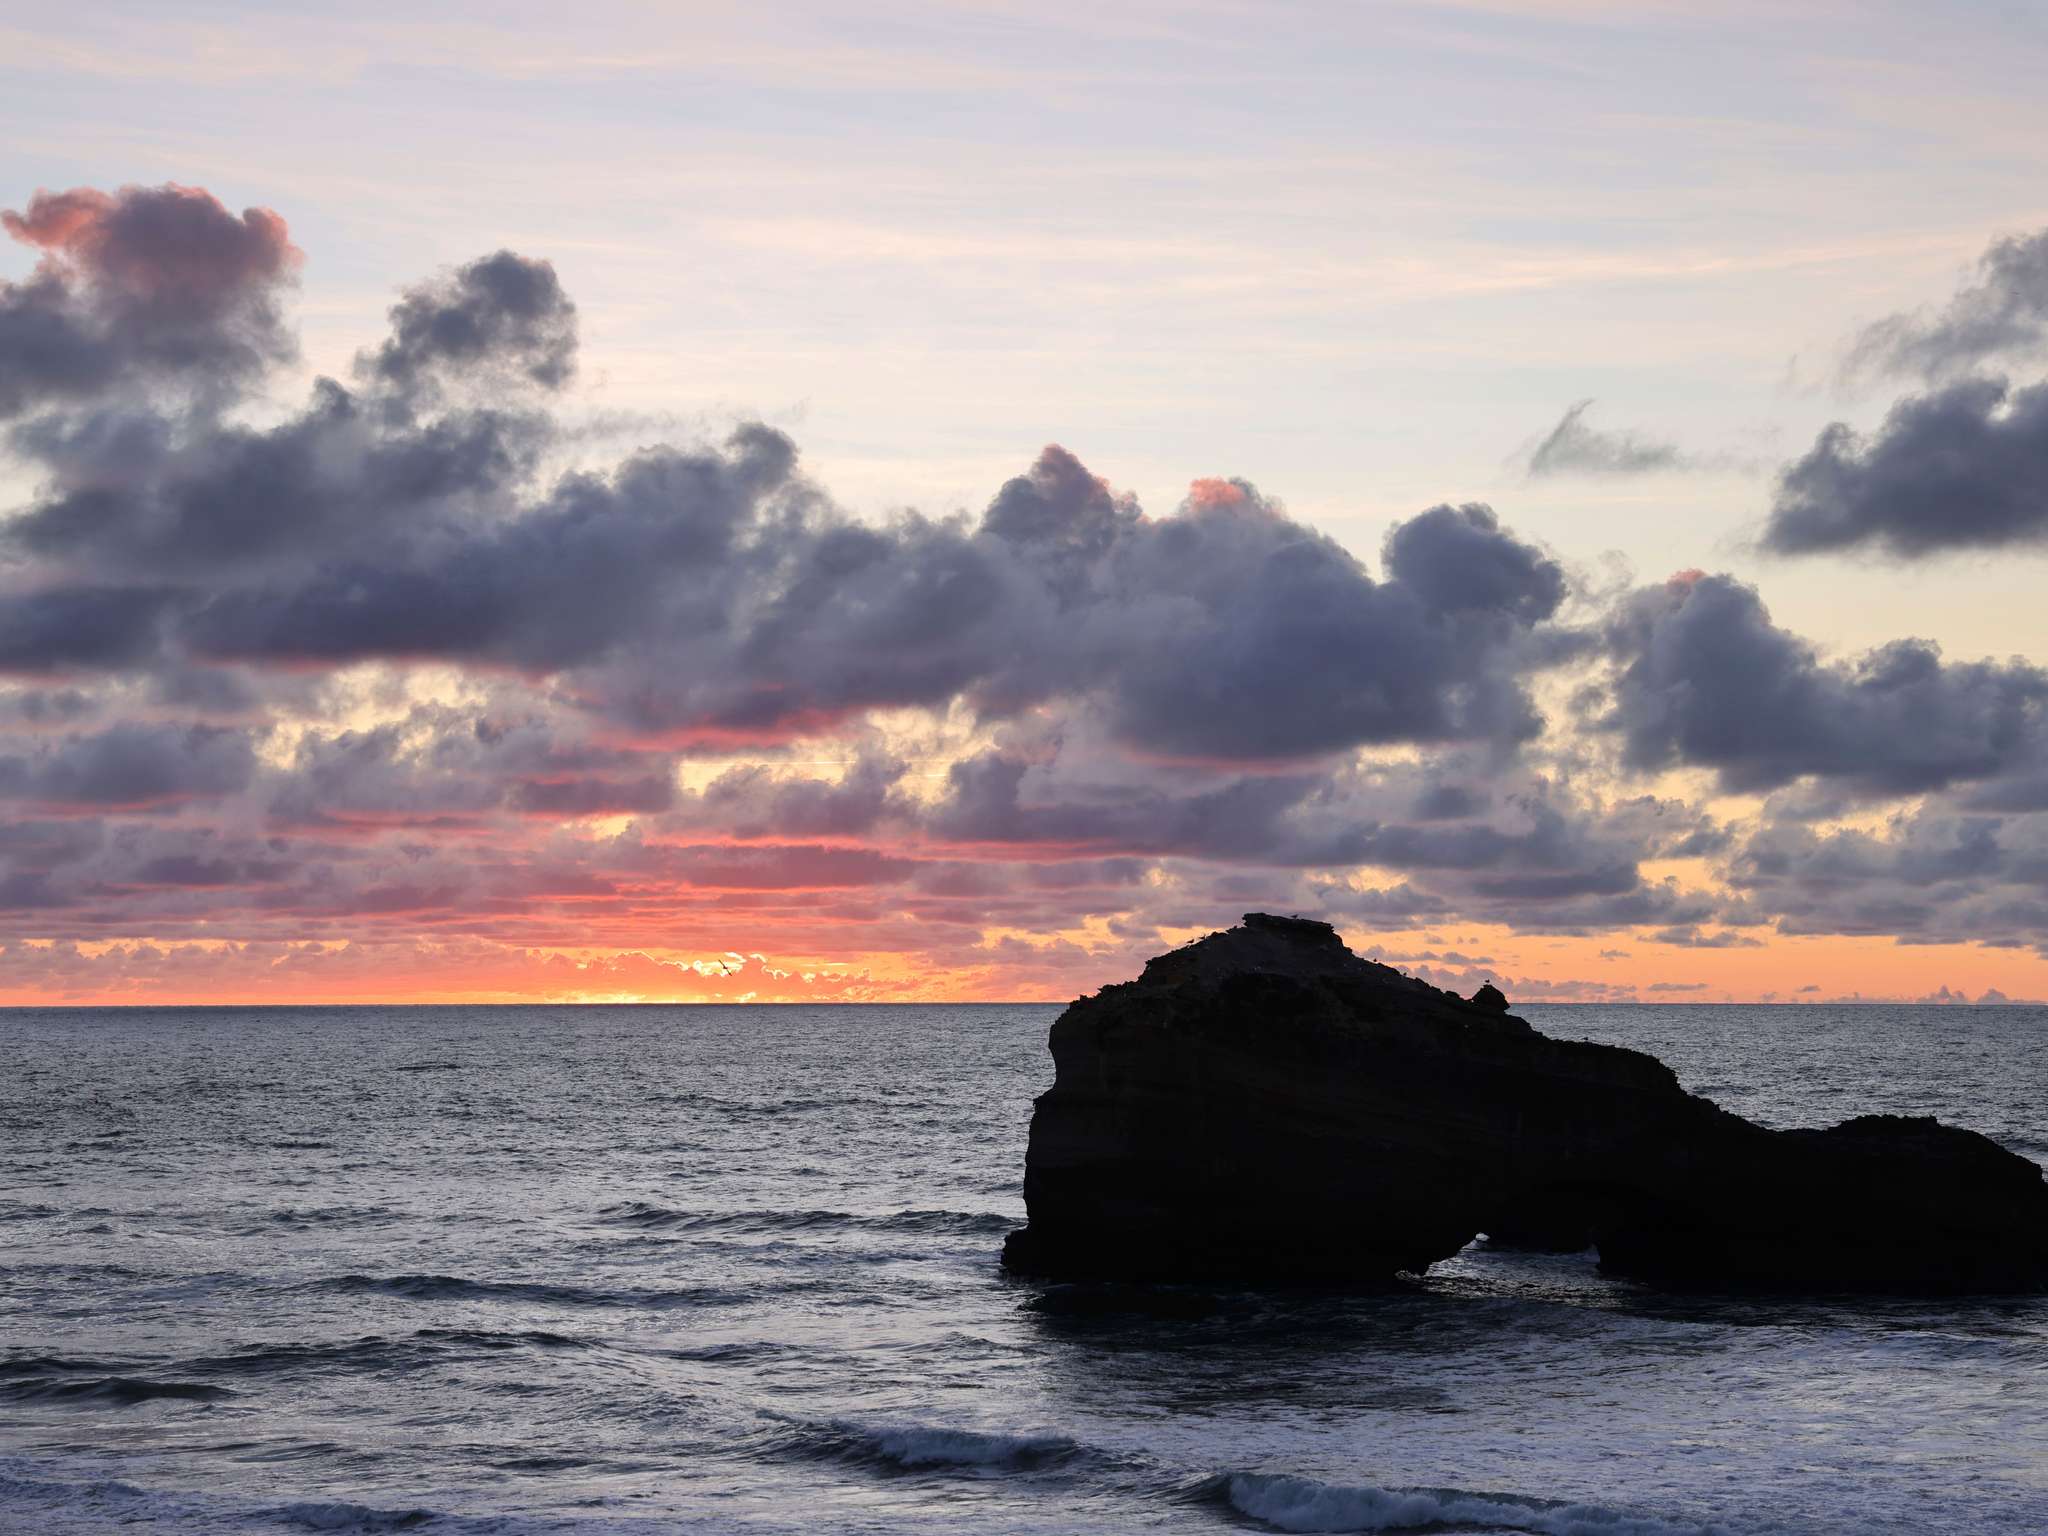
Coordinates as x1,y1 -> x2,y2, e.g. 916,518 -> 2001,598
1002,913 -> 2048,1294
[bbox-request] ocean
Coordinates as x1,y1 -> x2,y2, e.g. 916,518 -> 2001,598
1,1001 -> 2044,1535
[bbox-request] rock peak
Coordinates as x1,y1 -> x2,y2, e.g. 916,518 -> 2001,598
1241,911 -> 1341,945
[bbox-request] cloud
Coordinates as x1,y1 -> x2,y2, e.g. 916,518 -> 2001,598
0,183 -> 298,418
1,181 -> 2043,997
1594,570 -> 2048,796
1646,926 -> 1763,948
360,250 -> 577,398
0,586 -> 176,673
1846,226 -> 2048,382
1525,399 -> 1688,477
1067,485 -> 1569,761
1723,801 -> 2048,957
913,734 -> 1729,935
1381,501 -> 1566,625
9,296 -> 1577,763
0,722 -> 254,810
0,187 -> 1662,987
1763,377 -> 2048,558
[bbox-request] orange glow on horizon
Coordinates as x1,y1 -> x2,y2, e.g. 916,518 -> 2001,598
0,924 -> 2041,1007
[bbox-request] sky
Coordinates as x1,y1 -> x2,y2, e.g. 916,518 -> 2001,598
3,0 -> 2048,1004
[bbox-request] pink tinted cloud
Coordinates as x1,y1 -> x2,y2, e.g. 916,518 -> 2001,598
4,183 -> 300,300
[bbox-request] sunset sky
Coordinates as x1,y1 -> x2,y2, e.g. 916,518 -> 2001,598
4,1 -> 2048,1003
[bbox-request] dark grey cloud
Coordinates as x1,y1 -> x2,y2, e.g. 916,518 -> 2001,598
978,441 -> 1138,599
8,385 -> 543,576
14,194 -> 1971,960
1726,805 -> 2048,956
677,755 -> 906,842
922,748 -> 1317,861
1763,377 -> 2048,558
0,722 -> 254,808
0,586 -> 174,673
1647,925 -> 1762,949
261,707 -> 676,827
12,290 -> 1575,764
1382,501 -> 1566,625
596,459 -> 1568,762
1068,485 -> 1567,760
3,204 -> 1582,773
1411,780 -> 1484,821
0,184 -> 297,419
1306,883 -> 1453,922
1595,571 -> 2048,795
360,251 -> 577,399
0,687 -> 98,727
1847,227 -> 2048,382
1526,400 -> 1687,477
915,739 -> 1726,935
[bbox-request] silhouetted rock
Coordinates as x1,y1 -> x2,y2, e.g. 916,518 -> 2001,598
1003,914 -> 2048,1294
1471,982 -> 1509,1011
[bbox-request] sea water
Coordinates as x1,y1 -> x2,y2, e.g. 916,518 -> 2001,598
1,1002 -> 2044,1535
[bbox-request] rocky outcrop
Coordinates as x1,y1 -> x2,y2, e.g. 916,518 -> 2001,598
1002,913 -> 2048,1294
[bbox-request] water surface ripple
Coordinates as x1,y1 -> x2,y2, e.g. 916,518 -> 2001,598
2,1002 -> 2043,1534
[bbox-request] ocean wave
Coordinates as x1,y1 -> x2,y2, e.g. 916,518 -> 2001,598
304,1273 -> 753,1309
0,1375 -> 237,1407
183,1327 -> 596,1379
645,1090 -> 872,1118
0,1460 -> 666,1535
220,1205 -> 399,1236
0,1354 -> 132,1378
410,1326 -> 595,1351
0,1464 -> 192,1525
0,1458 -> 479,1535
268,1499 -> 440,1531
185,1338 -> 419,1377
757,1410 -> 1089,1474
1218,1472 -> 1729,1535
266,1205 -> 397,1227
596,1201 -> 1015,1236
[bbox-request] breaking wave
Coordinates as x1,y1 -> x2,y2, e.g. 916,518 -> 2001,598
0,1375 -> 236,1407
1217,1471 -> 1730,1535
756,1411 -> 1090,1473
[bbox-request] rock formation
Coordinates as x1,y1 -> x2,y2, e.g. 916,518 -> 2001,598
1003,913 -> 2048,1294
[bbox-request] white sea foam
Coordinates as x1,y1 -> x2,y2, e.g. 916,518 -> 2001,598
1225,1472 -> 1730,1535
